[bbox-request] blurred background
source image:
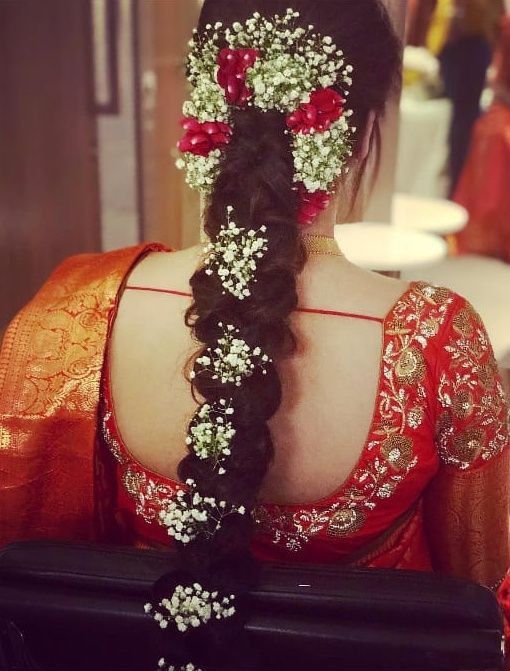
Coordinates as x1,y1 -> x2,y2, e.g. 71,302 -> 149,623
1,0 -> 509,378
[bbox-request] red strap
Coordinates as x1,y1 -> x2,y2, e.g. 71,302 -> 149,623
126,285 -> 191,298
124,285 -> 384,323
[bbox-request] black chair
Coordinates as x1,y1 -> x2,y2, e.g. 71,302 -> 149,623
0,541 -> 504,671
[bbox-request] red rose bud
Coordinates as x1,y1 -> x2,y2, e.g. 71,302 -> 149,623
217,48 -> 258,106
297,186 -> 331,226
287,88 -> 344,134
177,117 -> 232,156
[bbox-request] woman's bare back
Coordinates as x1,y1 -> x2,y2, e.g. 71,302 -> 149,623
109,246 -> 410,504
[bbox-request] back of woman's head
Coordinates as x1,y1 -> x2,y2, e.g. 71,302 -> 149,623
150,4 -> 401,670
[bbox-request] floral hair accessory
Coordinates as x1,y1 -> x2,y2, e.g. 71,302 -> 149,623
159,479 -> 246,544
158,661 -> 201,671
177,118 -> 232,156
217,48 -> 259,105
176,8 -> 355,225
296,186 -> 331,227
286,88 -> 344,134
191,323 -> 271,386
145,583 -> 236,633
204,205 -> 268,300
186,399 -> 235,475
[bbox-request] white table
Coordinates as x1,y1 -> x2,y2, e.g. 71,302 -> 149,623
335,223 -> 448,273
393,193 -> 468,236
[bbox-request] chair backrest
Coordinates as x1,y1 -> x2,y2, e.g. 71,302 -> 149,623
0,541 -> 504,671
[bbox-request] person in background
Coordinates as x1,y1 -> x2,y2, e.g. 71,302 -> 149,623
408,0 -> 504,194
454,15 -> 510,261
440,0 -> 505,193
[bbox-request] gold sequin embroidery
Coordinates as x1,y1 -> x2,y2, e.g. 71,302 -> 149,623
395,347 -> 426,385
328,508 -> 366,537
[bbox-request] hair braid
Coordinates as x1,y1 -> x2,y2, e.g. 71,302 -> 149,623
180,106 -> 304,569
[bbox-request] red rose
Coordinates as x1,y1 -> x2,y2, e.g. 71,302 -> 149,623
177,117 -> 232,156
287,88 -> 344,134
297,185 -> 331,226
217,48 -> 259,106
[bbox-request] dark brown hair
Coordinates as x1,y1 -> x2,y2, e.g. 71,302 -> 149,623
173,2 -> 401,667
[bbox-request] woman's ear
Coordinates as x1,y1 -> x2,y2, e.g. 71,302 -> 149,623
358,110 -> 377,161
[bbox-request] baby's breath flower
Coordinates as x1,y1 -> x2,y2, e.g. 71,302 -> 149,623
204,205 -> 268,300
147,583 -> 236,634
159,479 -> 246,544
175,150 -> 221,194
158,661 -> 202,671
292,116 -> 354,193
186,399 -> 236,472
193,324 -> 271,386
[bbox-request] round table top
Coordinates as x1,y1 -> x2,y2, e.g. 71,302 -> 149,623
393,193 -> 468,236
335,223 -> 448,272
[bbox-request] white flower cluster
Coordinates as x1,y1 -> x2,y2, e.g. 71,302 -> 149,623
204,206 -> 268,300
186,399 -> 235,475
158,661 -> 201,671
175,149 -> 222,194
182,75 -> 229,123
159,479 -> 246,544
145,583 -> 236,633
293,113 -> 354,192
191,323 -> 271,386
234,11 -> 344,112
179,9 -> 354,201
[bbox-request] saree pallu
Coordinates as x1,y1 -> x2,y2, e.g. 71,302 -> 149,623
0,244 -> 164,546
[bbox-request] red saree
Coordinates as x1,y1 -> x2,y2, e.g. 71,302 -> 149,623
1,245 -> 509,615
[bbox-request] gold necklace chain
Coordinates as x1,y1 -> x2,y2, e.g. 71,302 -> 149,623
301,234 -> 343,257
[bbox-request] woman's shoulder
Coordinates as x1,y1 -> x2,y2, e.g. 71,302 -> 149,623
126,244 -> 202,294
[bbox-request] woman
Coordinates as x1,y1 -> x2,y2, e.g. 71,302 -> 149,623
1,1 -> 509,669
454,15 -> 510,261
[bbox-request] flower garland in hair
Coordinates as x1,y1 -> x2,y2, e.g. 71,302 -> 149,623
144,226 -> 272,668
175,8 -> 355,226
159,478 -> 246,543
191,323 -> 271,386
204,206 -> 268,300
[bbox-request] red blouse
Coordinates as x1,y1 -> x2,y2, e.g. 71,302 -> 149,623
99,280 -> 509,571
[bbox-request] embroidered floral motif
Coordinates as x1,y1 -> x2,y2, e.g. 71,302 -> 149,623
436,298 -> 508,469
452,427 -> 485,463
380,435 -> 413,471
121,466 -> 178,525
327,508 -> 366,537
394,347 -> 426,385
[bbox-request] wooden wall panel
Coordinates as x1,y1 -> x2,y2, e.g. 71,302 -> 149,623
0,0 -> 101,329
137,0 -> 202,250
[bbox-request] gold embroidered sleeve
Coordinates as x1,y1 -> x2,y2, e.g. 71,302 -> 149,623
435,296 -> 509,470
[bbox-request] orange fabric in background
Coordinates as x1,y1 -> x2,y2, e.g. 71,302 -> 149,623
0,243 -> 163,546
454,101 -> 510,261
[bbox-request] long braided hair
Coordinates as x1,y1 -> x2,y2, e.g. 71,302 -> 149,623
152,3 -> 401,669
